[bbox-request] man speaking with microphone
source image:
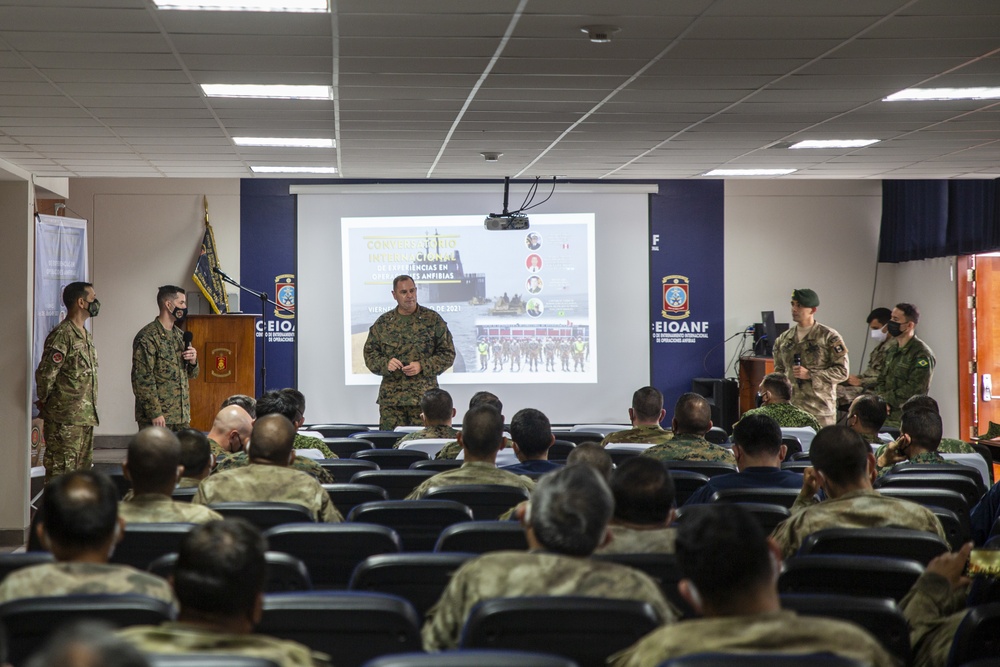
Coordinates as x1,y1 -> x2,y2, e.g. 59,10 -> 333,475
132,285 -> 199,431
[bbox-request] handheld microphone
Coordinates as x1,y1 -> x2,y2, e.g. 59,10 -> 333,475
182,331 -> 195,365
793,353 -> 803,387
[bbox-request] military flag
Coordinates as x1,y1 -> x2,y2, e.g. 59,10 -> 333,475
193,196 -> 230,314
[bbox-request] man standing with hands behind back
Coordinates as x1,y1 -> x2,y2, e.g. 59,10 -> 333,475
364,275 -> 456,430
132,285 -> 199,431
772,288 -> 849,427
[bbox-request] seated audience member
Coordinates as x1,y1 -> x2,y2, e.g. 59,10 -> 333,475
194,414 -> 342,523
205,405 -> 254,459
567,441 -> 613,480
0,470 -> 174,605
421,464 -> 674,651
898,395 -> 976,454
609,504 -> 894,667
641,393 -> 735,465
120,427 -> 222,524
281,387 -> 337,457
838,307 -> 895,409
596,457 -> 676,554
875,407 -> 950,476
502,408 -> 562,475
846,393 -> 888,445
771,426 -> 947,559
118,519 -> 330,667
176,428 -> 214,487
406,405 -> 534,499
600,386 -> 674,447
737,373 -> 821,432
221,394 -> 256,419
685,414 -> 802,506
27,621 -> 151,667
435,391 -> 509,460
393,387 -> 459,447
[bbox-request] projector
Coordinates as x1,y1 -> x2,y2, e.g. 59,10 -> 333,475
484,213 -> 530,231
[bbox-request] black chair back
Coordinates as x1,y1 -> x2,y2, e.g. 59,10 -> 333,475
322,437 -> 375,458
351,431 -> 406,449
348,500 -> 473,551
930,507 -> 969,551
110,522 -> 196,570
711,487 -> 801,508
411,459 -> 463,473
354,449 -> 430,470
319,458 -> 379,483
665,461 -> 738,478
349,552 -> 475,617
607,449 -> 641,466
669,471 -> 710,506
350,470 -> 436,500
0,553 -> 55,584
549,440 -> 576,459
780,436 -> 802,458
798,527 -> 949,565
435,521 -> 529,553
423,484 -> 530,520
263,523 -> 401,589
171,487 -> 198,503
946,601 -> 1000,666
148,551 -> 311,592
362,650 -> 579,667
778,554 -> 924,602
148,655 -> 280,667
323,483 -> 389,517
874,487 -> 971,539
208,501 -> 316,529
704,427 -> 729,445
307,424 -> 371,438
593,552 -> 694,619
679,502 -> 789,534
780,460 -> 812,474
969,441 -> 995,485
878,468 -> 984,505
661,653 -> 867,667
551,431 -> 606,445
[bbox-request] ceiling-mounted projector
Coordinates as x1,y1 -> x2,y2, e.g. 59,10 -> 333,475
485,212 -> 529,230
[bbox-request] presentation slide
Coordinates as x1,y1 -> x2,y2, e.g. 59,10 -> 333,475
343,213 -> 597,384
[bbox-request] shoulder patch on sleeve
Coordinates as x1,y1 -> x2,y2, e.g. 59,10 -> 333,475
916,358 -> 930,367
51,351 -> 64,364
834,344 -> 845,354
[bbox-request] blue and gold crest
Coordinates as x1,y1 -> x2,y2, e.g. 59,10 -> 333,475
662,275 -> 690,320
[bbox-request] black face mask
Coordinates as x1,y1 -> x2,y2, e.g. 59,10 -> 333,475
169,303 -> 188,320
886,321 -> 903,337
86,299 -> 101,317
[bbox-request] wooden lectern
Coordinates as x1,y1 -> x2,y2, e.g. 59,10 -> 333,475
185,314 -> 258,432
738,356 -> 774,415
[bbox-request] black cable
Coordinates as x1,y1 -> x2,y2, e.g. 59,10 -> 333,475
516,177 -> 539,212
702,327 -> 752,376
521,177 -> 557,212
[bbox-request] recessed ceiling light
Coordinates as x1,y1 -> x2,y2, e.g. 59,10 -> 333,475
251,166 -> 338,174
884,87 -> 1000,101
234,137 -> 335,148
153,0 -> 329,11
704,168 -> 797,176
789,139 -> 879,149
202,84 -> 331,99
580,25 -> 621,43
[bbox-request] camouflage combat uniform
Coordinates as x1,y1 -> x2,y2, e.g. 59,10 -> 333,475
293,432 -> 336,458
874,448 -> 952,478
0,562 -> 175,606
736,402 -> 820,432
193,463 -> 343,522
838,337 -> 896,406
213,451 -> 334,484
405,461 -> 534,500
363,304 -> 455,430
132,320 -> 199,430
35,319 -> 98,482
118,622 -> 331,667
119,493 -> 223,524
873,336 -> 935,427
938,437 -> 975,454
772,323 -> 849,427
421,550 -> 675,651
771,488 -> 946,559
600,425 -> 673,448
393,424 -> 460,448
898,570 -> 969,667
641,433 -> 736,465
177,476 -> 202,488
596,524 -> 677,555
609,610 -> 894,667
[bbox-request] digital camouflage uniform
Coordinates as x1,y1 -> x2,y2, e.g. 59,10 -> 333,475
293,432 -> 336,458
421,550 -> 675,651
193,464 -> 343,522
35,319 -> 99,482
609,610 -> 894,667
874,448 -> 951,478
596,524 -> 677,555
213,451 -> 334,484
119,493 -> 223,524
874,336 -> 936,427
899,571 -> 969,667
736,402 -> 820,432
938,437 -> 975,454
772,322 -> 849,427
771,488 -> 947,559
208,437 -> 228,459
362,304 -> 456,430
600,425 -> 673,448
132,320 -> 199,430
393,424 -> 460,448
641,433 -> 736,465
405,461 -> 535,500
118,622 -> 331,667
0,562 -> 175,606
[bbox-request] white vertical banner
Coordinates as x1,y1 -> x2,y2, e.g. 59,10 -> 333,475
33,214 -> 88,415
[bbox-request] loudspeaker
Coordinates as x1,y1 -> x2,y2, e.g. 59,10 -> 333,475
691,378 -> 739,434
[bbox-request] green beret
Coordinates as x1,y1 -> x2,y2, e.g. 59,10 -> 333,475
792,288 -> 819,308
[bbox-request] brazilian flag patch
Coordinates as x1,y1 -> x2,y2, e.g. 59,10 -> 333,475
916,358 -> 930,367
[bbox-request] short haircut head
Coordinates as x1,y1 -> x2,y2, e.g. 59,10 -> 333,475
24,620 -> 149,667
760,373 -> 792,401
676,504 -> 771,609
126,427 -> 181,489
901,408 -> 943,451
867,307 -> 892,326
902,394 -> 939,414
673,392 -> 712,434
62,282 -> 93,311
459,405 -> 504,457
248,414 -> 296,463
177,429 -> 212,477
281,387 -> 306,414
566,442 -> 612,480
41,470 -> 118,551
529,464 -> 613,556
631,386 -> 664,422
156,285 -> 185,308
510,408 -> 552,458
732,414 -> 782,457
173,519 -> 266,617
809,426 -> 871,487
420,388 -> 453,422
254,390 -> 301,423
221,394 -> 256,419
609,457 -> 676,524
469,390 -> 503,413
895,302 -> 919,324
849,394 -> 888,431
392,275 -> 414,290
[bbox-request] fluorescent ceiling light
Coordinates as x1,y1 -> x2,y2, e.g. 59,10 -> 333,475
789,139 -> 879,149
251,166 -> 338,174
202,84 -> 331,100
154,0 -> 329,11
704,168 -> 797,176
234,137 -> 335,148
884,87 -> 1000,101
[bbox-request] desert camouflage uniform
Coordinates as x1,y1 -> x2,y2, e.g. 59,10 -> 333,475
838,337 -> 896,406
119,493 -> 222,524
118,622 -> 331,667
363,304 -> 456,430
177,476 -> 201,488
771,488 -> 946,559
609,610 -> 894,667
596,524 -> 677,555
293,433 -> 336,458
641,433 -> 736,465
132,320 -> 199,429
421,550 -> 675,651
35,319 -> 99,482
0,562 -> 175,606
213,451 -> 334,484
874,448 -> 951,478
874,336 -> 936,427
600,425 -> 673,448
736,403 -> 820,432
406,461 -> 534,500
193,464 -> 343,523
899,570 -> 969,667
394,424 -> 460,448
773,322 -> 849,426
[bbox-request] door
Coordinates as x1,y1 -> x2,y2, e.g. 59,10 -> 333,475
958,254 -> 1000,440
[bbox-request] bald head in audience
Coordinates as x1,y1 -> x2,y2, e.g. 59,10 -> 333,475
122,427 -> 182,496
672,392 -> 713,436
247,414 -> 297,465
206,405 -> 253,455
